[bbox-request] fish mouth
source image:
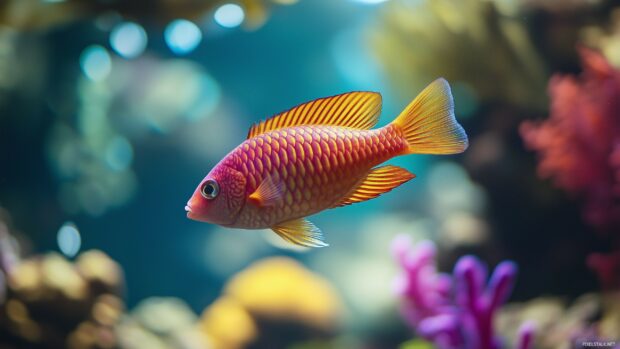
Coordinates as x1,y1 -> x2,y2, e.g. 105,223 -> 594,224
185,204 -> 207,222
185,204 -> 196,219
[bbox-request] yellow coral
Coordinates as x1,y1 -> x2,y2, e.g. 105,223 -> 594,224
197,257 -> 342,348
224,257 -> 341,330
198,297 -> 257,349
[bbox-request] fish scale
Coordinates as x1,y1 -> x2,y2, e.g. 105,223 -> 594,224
227,124 -> 406,228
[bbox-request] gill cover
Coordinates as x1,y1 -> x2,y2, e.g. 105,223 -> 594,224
218,166 -> 247,223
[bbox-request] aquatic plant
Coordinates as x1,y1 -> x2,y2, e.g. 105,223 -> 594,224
370,0 -> 547,110
392,235 -> 533,349
581,7 -> 620,68
520,47 -> 620,231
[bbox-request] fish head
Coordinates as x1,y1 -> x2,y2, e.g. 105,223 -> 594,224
186,164 -> 246,225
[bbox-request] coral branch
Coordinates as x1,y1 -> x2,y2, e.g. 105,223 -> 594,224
393,236 -> 531,349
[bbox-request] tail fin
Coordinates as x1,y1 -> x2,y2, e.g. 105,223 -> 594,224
391,78 -> 468,155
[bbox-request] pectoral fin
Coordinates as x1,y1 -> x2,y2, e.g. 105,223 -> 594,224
271,218 -> 328,248
249,175 -> 283,207
334,165 -> 415,207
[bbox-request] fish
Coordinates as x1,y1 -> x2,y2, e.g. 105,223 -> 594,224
186,78 -> 468,247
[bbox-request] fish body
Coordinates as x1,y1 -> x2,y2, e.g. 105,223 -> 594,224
186,79 -> 468,247
223,124 -> 408,229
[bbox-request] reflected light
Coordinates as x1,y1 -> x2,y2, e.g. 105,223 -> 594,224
214,4 -> 245,28
110,22 -> 148,59
79,45 -> 112,81
164,19 -> 202,55
132,59 -> 221,132
57,222 -> 81,258
331,28 -> 383,88
427,161 -> 486,214
105,136 -> 133,172
351,0 -> 390,4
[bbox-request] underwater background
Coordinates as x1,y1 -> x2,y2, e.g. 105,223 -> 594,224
1,0 -> 620,348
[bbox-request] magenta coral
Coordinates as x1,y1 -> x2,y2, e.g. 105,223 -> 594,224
520,47 -> 620,231
392,236 -> 532,349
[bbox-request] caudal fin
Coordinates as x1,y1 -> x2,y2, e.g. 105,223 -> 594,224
391,78 -> 468,155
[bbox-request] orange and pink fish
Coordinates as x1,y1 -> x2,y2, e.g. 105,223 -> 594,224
186,78 -> 468,247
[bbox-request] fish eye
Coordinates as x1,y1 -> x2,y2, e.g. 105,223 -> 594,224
201,180 -> 219,200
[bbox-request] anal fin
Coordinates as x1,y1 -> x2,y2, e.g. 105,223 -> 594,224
271,218 -> 328,248
334,165 -> 415,207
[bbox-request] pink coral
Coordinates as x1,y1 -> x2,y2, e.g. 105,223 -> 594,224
520,47 -> 620,231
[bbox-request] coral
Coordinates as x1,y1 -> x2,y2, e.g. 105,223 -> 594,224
223,257 -> 341,330
0,209 -> 343,349
0,251 -> 125,349
198,297 -> 257,349
198,257 -> 342,349
392,235 -> 531,349
0,211 -> 125,349
116,297 -> 208,349
520,47 -> 620,231
117,258 -> 343,349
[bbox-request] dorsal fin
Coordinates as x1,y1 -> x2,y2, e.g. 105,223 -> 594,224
333,165 -> 415,207
247,91 -> 382,139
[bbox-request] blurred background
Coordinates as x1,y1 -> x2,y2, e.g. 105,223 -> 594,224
0,0 -> 619,348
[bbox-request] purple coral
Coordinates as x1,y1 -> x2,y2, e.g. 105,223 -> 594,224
392,235 -> 533,349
